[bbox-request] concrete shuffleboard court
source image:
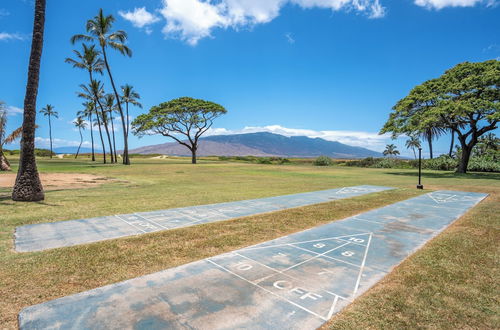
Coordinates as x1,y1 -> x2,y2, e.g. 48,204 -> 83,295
14,185 -> 392,252
19,190 -> 487,329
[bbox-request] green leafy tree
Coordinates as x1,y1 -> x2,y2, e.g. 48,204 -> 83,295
381,60 -> 499,173
405,135 -> 421,159
39,104 -> 58,159
71,9 -> 132,165
132,97 -> 227,164
12,0 -> 46,201
383,144 -> 400,158
73,117 -> 87,159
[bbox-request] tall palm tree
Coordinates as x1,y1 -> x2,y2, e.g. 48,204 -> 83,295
73,117 -> 87,159
383,144 -> 400,158
405,136 -> 421,159
77,102 -> 96,161
12,0 -> 46,201
121,84 -> 142,138
71,9 -> 132,165
103,93 -> 117,163
39,104 -> 58,158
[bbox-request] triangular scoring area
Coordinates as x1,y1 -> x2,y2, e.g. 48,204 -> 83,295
428,193 -> 458,204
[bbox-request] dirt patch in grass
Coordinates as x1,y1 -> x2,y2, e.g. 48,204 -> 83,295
0,173 -> 113,190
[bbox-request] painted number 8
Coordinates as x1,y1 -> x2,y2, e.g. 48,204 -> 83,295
342,251 -> 355,257
349,238 -> 364,243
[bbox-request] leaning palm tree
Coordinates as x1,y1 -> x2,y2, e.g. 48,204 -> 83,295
71,9 -> 132,165
39,104 -> 58,158
405,136 -> 421,159
73,117 -> 87,159
121,84 -> 142,138
12,0 -> 46,201
383,144 -> 400,158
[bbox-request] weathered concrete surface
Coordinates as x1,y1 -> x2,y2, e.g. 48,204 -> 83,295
14,185 -> 391,252
19,190 -> 487,329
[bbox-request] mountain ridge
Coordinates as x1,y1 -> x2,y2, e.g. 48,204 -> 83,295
128,132 -> 383,158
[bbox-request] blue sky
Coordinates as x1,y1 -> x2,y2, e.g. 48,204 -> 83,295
1,0 -> 499,157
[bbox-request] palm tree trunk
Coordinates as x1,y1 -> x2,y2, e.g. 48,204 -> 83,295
101,47 -> 130,165
412,148 -> 416,160
101,111 -> 114,163
428,138 -> 433,159
75,127 -> 82,159
95,109 -> 106,164
126,101 -> 129,138
89,113 -> 95,161
449,131 -> 455,157
109,110 -> 117,163
12,0 -> 45,201
48,113 -> 53,158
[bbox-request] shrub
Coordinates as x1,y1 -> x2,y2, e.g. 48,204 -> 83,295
423,155 -> 457,171
467,157 -> 500,172
257,157 -> 272,164
372,158 -> 397,168
313,156 -> 333,166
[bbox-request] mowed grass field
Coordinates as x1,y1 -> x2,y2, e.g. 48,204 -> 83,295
0,156 -> 498,329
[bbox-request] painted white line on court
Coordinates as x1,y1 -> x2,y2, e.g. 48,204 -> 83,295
133,213 -> 168,230
353,233 -> 373,296
326,295 -> 340,319
114,215 -> 148,234
282,242 -> 351,272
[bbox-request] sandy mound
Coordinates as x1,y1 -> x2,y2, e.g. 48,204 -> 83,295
0,173 -> 113,190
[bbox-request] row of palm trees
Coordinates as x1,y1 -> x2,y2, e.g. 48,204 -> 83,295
66,9 -> 141,165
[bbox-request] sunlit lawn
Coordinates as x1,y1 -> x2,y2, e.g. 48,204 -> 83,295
0,157 -> 498,329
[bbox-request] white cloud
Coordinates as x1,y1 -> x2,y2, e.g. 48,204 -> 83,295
285,33 -> 295,44
119,7 -> 161,29
205,124 -> 393,151
35,137 -> 91,148
159,0 -> 386,45
6,105 -> 23,116
414,0 -> 495,9
0,32 -> 28,41
0,9 -> 9,17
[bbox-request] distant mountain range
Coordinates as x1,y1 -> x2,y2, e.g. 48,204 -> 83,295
128,132 -> 383,158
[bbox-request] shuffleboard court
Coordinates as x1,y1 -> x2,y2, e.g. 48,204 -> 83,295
19,190 -> 487,329
14,185 -> 391,252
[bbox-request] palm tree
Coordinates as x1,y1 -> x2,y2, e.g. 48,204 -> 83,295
420,126 -> 444,159
73,117 -> 87,159
77,103 -> 96,161
383,144 -> 400,158
39,104 -> 58,158
78,81 -> 114,163
405,136 -> 421,159
103,93 -> 117,163
121,84 -> 142,139
71,9 -> 132,165
12,0 -> 46,201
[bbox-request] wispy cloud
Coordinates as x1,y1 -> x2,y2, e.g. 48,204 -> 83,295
0,9 -> 9,17
205,125 -> 393,151
285,33 -> 295,44
154,0 -> 386,45
0,32 -> 28,41
414,0 -> 496,10
6,105 -> 23,116
119,7 -> 161,32
35,137 -> 91,148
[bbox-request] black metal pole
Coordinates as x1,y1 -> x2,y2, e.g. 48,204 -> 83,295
417,147 -> 423,189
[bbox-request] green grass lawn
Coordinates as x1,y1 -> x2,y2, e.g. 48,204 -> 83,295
1,157 -> 498,329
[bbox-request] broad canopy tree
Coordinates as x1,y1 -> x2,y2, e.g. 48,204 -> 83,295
132,97 -> 227,164
381,60 -> 499,173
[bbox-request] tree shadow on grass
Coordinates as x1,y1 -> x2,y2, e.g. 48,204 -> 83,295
385,171 -> 500,181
